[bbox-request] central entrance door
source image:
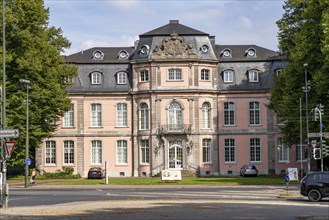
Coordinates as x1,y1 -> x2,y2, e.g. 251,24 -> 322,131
169,141 -> 183,169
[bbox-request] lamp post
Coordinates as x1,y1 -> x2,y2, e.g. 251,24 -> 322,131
19,79 -> 30,188
302,63 -> 311,172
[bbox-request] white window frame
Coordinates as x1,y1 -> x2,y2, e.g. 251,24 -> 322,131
249,101 -> 260,125
250,138 -> 261,162
201,69 -> 210,81
202,139 -> 212,163
63,104 -> 74,128
91,72 -> 102,84
117,72 -> 127,84
223,70 -> 234,83
140,103 -> 149,130
91,103 -> 102,127
140,140 -> 150,164
168,68 -> 182,81
224,138 -> 235,163
278,138 -> 289,162
45,140 -> 56,165
63,140 -> 74,165
140,70 -> 149,82
91,140 -> 102,165
116,103 -> 128,127
168,101 -> 183,131
224,102 -> 235,126
248,70 -> 259,82
202,102 -> 211,129
117,140 -> 128,164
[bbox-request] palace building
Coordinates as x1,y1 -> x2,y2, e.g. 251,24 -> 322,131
36,20 -> 307,177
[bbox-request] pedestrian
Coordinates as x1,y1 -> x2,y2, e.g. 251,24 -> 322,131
30,168 -> 36,185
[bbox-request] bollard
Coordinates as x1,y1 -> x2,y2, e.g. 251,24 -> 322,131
4,183 -> 8,208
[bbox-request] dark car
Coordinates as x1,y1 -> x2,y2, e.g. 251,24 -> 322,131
240,164 -> 258,177
300,171 -> 329,202
87,167 -> 104,179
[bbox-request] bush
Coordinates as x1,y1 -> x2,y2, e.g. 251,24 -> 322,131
41,167 -> 80,179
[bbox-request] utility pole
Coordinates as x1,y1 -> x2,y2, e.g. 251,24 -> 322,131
302,63 -> 311,172
1,0 -> 7,208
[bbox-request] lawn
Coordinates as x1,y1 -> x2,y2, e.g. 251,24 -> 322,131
8,176 -> 299,186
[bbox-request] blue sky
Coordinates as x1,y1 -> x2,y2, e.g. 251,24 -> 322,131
44,0 -> 285,55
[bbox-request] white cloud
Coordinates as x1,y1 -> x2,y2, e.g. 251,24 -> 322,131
235,16 -> 253,29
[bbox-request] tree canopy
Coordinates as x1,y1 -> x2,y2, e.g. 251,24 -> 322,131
0,0 -> 77,166
269,0 -> 329,146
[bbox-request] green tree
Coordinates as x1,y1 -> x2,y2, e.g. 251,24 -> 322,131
0,0 -> 77,166
269,0 -> 329,146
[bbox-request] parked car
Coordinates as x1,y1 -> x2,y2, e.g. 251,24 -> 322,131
300,171 -> 329,202
87,167 -> 104,179
240,164 -> 258,177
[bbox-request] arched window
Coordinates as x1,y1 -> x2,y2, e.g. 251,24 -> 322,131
140,103 -> 149,130
202,102 -> 211,129
168,102 -> 182,131
91,72 -> 102,84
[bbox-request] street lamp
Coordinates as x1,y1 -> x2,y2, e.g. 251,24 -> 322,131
19,79 -> 30,188
302,63 -> 311,172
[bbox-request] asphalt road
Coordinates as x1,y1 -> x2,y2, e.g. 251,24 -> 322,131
0,184 -> 328,220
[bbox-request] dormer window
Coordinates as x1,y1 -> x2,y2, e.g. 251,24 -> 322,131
140,45 -> 149,56
248,69 -> 259,82
246,48 -> 256,58
274,68 -> 282,75
200,44 -> 209,53
221,49 -> 232,58
223,69 -> 234,83
91,72 -> 102,85
118,50 -> 129,60
117,72 -> 127,84
92,50 -> 104,60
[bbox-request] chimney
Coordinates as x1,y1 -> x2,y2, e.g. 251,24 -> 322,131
169,20 -> 179,24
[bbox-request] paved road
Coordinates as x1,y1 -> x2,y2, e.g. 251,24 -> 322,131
0,184 -> 328,220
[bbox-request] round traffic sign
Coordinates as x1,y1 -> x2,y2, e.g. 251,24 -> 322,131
284,175 -> 290,183
25,158 -> 31,166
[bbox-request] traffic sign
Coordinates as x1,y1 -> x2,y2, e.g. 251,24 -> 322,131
308,132 -> 329,138
284,175 -> 290,183
25,158 -> 31,166
4,141 -> 17,157
0,129 -> 19,138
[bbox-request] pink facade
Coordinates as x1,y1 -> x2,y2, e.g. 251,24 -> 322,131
36,20 -> 307,177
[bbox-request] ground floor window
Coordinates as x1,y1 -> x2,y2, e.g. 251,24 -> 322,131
63,140 -> 74,164
117,140 -> 128,164
140,140 -> 150,164
45,140 -> 56,165
91,140 -> 102,164
224,138 -> 235,162
202,139 -> 212,163
250,138 -> 261,162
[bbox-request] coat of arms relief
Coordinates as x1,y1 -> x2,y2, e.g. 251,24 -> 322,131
152,32 -> 196,58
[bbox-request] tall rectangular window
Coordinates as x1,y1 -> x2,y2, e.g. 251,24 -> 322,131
224,138 -> 235,162
45,141 -> 56,164
224,102 -> 235,125
63,140 -> 74,164
140,140 -> 150,164
249,101 -> 260,125
91,103 -> 102,127
201,69 -> 210,81
202,139 -> 212,163
278,138 -> 289,162
168,68 -> 182,81
140,70 -> 149,82
140,103 -> 149,130
91,140 -> 102,164
250,138 -> 261,162
116,103 -> 128,127
63,104 -> 74,127
117,140 -> 128,164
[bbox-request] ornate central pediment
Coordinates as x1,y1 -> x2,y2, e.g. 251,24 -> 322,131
152,32 -> 196,58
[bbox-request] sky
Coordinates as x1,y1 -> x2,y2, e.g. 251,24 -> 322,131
44,0 -> 286,55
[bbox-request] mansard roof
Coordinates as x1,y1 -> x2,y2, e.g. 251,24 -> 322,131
140,20 -> 208,36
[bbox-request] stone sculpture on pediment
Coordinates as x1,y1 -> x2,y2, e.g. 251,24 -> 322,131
152,32 -> 196,58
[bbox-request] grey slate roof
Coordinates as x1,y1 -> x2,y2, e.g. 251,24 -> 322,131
140,20 -> 208,36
